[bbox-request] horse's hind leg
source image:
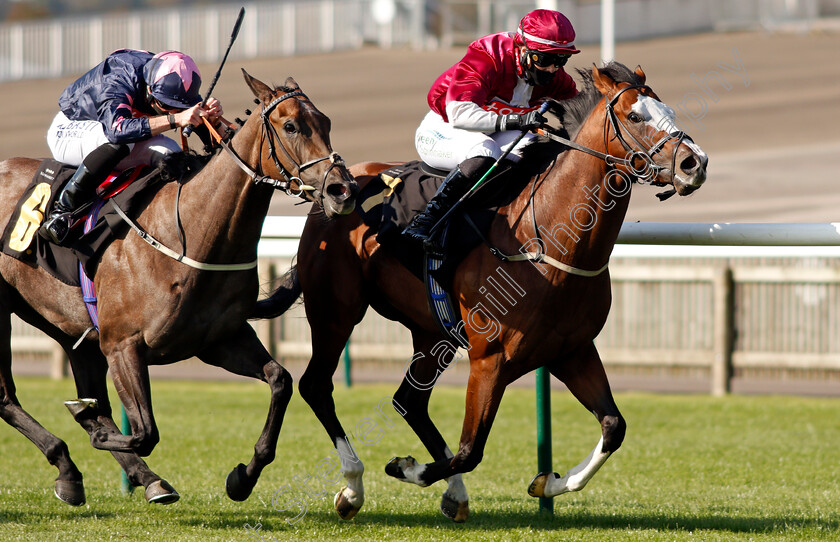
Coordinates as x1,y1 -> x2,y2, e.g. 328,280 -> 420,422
388,330 -> 469,522
0,310 -> 85,505
65,340 -> 179,503
197,323 -> 293,502
528,342 -> 626,499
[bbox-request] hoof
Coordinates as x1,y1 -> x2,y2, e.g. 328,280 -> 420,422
527,472 -> 557,498
333,487 -> 362,520
145,479 -> 180,504
54,479 -> 85,506
440,492 -> 469,523
225,463 -> 256,502
384,456 -> 416,480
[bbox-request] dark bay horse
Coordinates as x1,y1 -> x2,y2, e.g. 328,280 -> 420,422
254,62 -> 708,522
0,72 -> 357,505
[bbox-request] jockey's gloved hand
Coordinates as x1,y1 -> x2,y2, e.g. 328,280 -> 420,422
496,109 -> 547,132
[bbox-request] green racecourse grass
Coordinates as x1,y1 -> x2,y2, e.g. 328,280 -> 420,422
0,377 -> 838,541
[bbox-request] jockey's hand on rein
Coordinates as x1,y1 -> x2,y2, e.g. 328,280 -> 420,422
496,109 -> 547,132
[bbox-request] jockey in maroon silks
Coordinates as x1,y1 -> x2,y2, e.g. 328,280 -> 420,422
404,9 -> 581,248
40,49 -> 224,245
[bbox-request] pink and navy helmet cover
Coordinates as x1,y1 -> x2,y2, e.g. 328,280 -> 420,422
515,9 -> 580,55
143,51 -> 203,109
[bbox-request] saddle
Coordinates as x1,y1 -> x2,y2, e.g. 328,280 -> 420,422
356,160 -> 528,342
1,159 -> 166,286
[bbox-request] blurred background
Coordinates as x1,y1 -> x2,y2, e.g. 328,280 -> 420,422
1,0 -> 838,395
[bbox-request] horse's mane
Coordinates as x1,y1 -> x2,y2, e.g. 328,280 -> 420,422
516,61 -> 641,171
504,61 -> 641,191
555,61 -> 642,138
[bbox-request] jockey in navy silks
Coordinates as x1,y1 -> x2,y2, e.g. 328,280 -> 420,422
40,49 -> 225,245
404,9 -> 581,246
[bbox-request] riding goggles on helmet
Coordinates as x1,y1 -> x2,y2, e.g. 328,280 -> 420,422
528,50 -> 571,68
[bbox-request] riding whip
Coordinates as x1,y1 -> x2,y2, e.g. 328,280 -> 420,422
184,7 -> 245,137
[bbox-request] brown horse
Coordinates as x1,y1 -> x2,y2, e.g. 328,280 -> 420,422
254,62 -> 708,522
0,71 -> 357,505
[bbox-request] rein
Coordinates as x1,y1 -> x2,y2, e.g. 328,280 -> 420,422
540,84 -> 687,181
485,85 -> 687,278
108,89 -> 346,272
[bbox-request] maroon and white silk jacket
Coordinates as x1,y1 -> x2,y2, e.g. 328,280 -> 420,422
426,32 -> 577,131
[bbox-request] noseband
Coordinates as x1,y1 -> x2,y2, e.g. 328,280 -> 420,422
604,84 -> 688,189
541,84 -> 688,191
219,89 -> 347,205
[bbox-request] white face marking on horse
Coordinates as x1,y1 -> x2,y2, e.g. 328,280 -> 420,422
684,139 -> 708,162
631,95 -> 680,137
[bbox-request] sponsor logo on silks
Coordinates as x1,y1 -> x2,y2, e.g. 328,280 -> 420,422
9,182 -> 51,252
40,168 -> 56,182
482,99 -> 536,116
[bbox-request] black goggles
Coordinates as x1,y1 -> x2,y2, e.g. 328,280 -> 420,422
528,50 -> 571,68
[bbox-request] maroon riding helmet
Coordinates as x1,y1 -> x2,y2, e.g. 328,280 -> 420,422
515,9 -> 581,86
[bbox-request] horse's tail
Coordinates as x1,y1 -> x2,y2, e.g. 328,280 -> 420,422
251,265 -> 302,319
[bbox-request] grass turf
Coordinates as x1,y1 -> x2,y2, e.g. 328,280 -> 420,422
0,377 -> 838,541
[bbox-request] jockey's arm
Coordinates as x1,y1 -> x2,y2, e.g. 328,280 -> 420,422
148,97 -> 226,136
445,100 -> 499,133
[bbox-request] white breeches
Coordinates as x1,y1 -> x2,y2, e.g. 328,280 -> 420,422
46,111 -> 181,169
414,111 -> 538,171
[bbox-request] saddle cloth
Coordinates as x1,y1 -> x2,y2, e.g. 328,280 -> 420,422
356,160 -> 501,287
0,159 -> 160,286
355,160 -> 510,342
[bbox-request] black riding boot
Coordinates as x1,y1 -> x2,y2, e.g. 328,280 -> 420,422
39,143 -> 129,245
402,156 -> 496,250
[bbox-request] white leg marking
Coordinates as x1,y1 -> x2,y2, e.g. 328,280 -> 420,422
443,446 -> 468,502
334,437 -> 365,507
545,435 -> 611,497
398,457 -> 430,487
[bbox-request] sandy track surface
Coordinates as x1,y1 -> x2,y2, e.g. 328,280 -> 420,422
1,29 -> 838,222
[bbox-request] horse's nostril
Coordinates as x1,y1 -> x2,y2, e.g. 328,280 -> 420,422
326,183 -> 349,200
680,155 -> 697,173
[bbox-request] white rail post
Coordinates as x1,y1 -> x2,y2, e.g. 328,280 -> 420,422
50,344 -> 68,380
601,0 -> 615,64
256,259 -> 277,359
711,266 -> 734,396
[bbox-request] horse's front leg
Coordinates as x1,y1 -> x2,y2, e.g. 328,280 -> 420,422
197,323 -> 293,502
528,342 -> 626,498
386,350 -> 506,501
297,277 -> 368,520
387,330 -> 469,522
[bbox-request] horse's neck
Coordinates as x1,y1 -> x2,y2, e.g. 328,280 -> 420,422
159,119 -> 271,261
515,107 -> 631,272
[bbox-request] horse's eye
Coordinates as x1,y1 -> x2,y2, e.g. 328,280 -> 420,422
628,112 -> 643,123
283,122 -> 297,134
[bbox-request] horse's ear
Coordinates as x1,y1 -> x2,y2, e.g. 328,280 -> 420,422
242,68 -> 274,103
591,64 -> 615,96
284,76 -> 300,90
634,65 -> 647,84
